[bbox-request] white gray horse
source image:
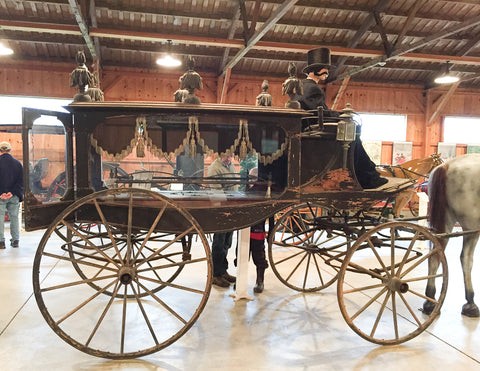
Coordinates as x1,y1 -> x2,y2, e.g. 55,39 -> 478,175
424,154 -> 480,317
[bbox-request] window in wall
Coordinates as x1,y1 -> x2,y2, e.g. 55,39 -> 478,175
358,113 -> 407,142
0,96 -> 72,126
444,116 -> 480,144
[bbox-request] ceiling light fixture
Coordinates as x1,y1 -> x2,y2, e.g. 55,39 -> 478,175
0,42 -> 13,56
156,40 -> 181,67
434,61 -> 459,84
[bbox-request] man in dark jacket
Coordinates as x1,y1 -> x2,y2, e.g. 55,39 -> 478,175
297,47 -> 388,189
0,141 -> 24,248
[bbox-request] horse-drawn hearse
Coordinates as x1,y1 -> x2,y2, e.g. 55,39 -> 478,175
22,99 -> 459,359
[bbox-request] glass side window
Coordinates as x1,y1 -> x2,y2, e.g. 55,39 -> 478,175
91,114 -> 288,199
29,115 -> 66,202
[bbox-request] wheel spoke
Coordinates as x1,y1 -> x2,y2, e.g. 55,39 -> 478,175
133,204 -> 168,262
286,252 -> 308,282
93,199 -> 125,265
392,293 -> 399,340
63,220 -> 120,269
126,192 -> 133,265
351,286 -> 389,321
41,251 -> 119,273
398,292 -> 422,326
366,238 -> 390,278
55,279 -> 118,325
303,253 -> 311,290
129,283 -> 160,346
311,253 -> 325,287
85,280 -> 122,347
370,290 -> 391,337
134,279 -> 188,324
135,226 -> 195,269
41,274 -> 118,292
396,231 -> 420,276
342,282 -> 385,294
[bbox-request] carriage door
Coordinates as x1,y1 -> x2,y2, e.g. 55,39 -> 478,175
22,107 -> 73,230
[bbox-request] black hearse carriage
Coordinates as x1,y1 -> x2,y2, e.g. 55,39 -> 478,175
22,102 -> 447,358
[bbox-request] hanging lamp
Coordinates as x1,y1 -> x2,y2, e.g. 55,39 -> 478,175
156,40 -> 181,67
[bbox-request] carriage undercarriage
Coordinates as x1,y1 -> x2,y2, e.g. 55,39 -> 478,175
23,102 -> 450,359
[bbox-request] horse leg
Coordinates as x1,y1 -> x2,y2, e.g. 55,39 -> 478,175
423,239 -> 446,314
423,215 -> 454,315
460,233 -> 480,317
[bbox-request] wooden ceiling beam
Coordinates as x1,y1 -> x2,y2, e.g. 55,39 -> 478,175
67,0 -> 97,59
428,81 -> 460,125
392,0 -> 427,50
220,0 -> 299,77
218,6 -> 240,74
335,14 -> 480,81
91,2 -> 473,41
2,19 -> 480,67
333,0 -> 393,76
88,0 -> 102,68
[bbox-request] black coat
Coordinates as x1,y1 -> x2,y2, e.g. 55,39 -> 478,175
0,153 -> 24,201
297,78 -> 328,111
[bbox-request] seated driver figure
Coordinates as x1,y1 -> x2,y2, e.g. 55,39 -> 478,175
297,47 -> 388,189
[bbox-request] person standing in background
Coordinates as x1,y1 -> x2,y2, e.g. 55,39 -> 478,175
207,154 -> 238,287
0,141 -> 24,249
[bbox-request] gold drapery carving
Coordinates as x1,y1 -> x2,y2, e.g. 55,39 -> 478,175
90,115 -> 289,164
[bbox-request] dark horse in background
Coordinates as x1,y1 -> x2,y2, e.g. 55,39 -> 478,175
424,154 -> 480,317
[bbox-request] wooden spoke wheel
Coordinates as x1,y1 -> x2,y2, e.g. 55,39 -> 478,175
337,221 -> 447,345
33,188 -> 212,359
54,223 -> 193,298
273,206 -> 316,245
268,203 -> 352,292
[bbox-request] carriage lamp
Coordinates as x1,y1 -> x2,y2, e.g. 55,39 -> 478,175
337,104 -> 357,169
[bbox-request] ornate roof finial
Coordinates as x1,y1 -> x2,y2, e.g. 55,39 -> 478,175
256,80 -> 272,106
282,62 -> 303,109
179,55 -> 203,104
174,75 -> 189,102
70,50 -> 93,102
86,71 -> 104,102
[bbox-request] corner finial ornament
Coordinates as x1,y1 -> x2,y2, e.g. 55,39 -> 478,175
70,50 -> 93,102
282,62 -> 303,109
179,55 -> 203,104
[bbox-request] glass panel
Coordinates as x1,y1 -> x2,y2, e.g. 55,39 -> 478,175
29,115 -> 66,202
93,113 -> 288,200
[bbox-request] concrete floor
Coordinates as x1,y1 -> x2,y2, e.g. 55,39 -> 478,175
0,223 -> 479,371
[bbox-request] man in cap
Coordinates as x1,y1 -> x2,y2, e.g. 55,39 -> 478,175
0,141 -> 24,249
297,47 -> 388,189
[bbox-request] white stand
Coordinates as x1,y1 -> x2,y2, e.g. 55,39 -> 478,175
418,192 -> 429,249
230,227 -> 254,301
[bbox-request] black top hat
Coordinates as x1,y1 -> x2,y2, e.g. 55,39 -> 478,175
302,47 -> 332,74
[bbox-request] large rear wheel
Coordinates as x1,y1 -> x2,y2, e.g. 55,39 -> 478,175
33,188 -> 212,359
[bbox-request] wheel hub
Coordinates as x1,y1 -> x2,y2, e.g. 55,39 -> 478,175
118,266 -> 137,285
388,277 -> 409,293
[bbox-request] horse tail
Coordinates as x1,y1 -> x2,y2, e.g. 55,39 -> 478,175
427,163 -> 449,233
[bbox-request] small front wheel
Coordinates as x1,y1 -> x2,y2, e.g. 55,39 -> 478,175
337,221 -> 447,345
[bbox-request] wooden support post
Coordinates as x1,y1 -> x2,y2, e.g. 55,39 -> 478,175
331,76 -> 350,110
427,82 -> 460,125
220,68 -> 231,104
